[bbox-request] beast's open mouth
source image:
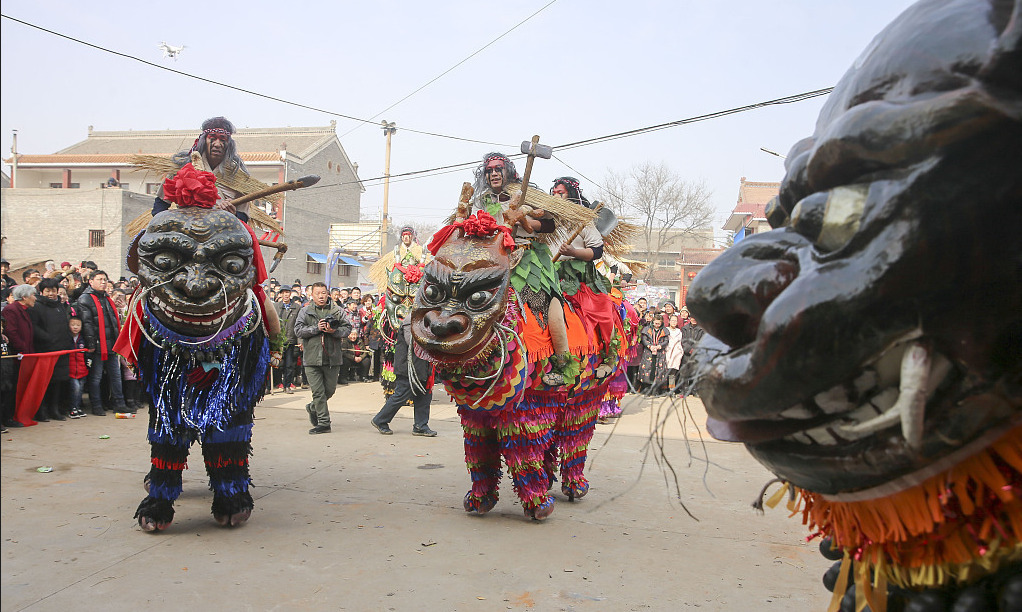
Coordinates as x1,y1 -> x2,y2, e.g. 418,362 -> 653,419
706,335 -> 956,449
149,293 -> 245,332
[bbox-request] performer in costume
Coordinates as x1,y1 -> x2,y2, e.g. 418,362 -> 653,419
115,162 -> 282,532
394,226 -> 427,266
466,153 -> 573,385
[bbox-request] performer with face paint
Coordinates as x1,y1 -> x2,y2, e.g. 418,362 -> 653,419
468,153 -> 574,386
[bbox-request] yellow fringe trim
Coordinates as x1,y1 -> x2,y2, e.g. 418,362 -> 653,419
793,425 -> 1022,589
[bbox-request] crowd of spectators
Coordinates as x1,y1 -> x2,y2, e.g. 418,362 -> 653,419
1,254 -> 705,434
625,296 -> 704,397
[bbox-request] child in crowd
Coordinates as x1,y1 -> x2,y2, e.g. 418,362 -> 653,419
68,314 -> 89,419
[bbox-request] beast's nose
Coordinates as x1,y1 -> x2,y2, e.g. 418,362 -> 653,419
687,230 -> 806,348
425,311 -> 468,338
174,264 -> 219,299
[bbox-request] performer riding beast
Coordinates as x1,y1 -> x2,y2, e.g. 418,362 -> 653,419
687,0 -> 1021,608
116,162 -> 282,532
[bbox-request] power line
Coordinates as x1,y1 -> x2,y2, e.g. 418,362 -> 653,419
0,13 -> 512,148
340,0 -> 559,139
303,87 -> 831,192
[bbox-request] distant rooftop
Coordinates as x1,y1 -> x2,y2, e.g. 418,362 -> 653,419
723,177 -> 780,232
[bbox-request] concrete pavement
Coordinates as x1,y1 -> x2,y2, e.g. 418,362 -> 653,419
2,381 -> 829,611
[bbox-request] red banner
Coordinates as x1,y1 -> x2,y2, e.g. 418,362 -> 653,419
13,349 -> 88,426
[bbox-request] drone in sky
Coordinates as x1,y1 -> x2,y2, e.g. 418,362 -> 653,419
158,42 -> 186,60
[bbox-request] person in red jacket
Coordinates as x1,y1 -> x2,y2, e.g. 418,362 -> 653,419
67,314 -> 89,419
1,284 -> 36,428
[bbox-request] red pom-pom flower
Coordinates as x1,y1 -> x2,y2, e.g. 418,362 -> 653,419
427,211 -> 515,254
163,163 -> 219,208
396,264 -> 423,284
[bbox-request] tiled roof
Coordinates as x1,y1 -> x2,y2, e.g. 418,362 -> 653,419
734,178 -> 780,218
8,152 -> 281,165
53,125 -> 337,159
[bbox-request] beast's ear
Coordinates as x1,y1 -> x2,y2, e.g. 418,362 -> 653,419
126,231 -> 143,274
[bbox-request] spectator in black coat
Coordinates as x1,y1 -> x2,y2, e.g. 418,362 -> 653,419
370,320 -> 436,437
76,270 -> 127,416
29,278 -> 74,421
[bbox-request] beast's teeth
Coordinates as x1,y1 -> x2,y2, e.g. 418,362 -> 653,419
780,404 -> 814,419
814,386 -> 851,414
804,428 -> 839,446
853,370 -> 878,396
898,342 -> 931,450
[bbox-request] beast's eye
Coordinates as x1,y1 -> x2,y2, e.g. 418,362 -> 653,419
389,291 -> 404,304
152,250 -> 182,271
219,254 -> 247,275
466,289 -> 495,310
422,283 -> 445,304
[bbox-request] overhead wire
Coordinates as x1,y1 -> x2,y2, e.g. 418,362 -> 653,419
0,13 -> 513,148
340,0 -> 560,138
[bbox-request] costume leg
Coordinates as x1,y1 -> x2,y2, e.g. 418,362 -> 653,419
547,296 -> 569,356
557,382 -> 603,500
202,420 -> 255,526
459,408 -> 501,514
498,393 -> 557,519
136,421 -> 192,531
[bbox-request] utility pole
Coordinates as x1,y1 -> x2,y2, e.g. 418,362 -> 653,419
10,130 -> 18,188
380,120 -> 397,256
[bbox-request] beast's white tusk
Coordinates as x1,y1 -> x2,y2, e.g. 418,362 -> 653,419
836,341 -> 931,449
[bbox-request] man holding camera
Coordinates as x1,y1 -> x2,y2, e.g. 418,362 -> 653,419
294,282 -> 351,434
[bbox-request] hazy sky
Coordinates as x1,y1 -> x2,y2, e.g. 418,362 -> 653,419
1,0 -> 919,242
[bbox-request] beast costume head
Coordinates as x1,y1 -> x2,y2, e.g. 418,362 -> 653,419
687,0 -> 1020,605
127,163 -> 265,338
385,263 -> 424,329
411,212 -> 514,360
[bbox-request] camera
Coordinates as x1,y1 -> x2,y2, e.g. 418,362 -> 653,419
322,317 -> 340,328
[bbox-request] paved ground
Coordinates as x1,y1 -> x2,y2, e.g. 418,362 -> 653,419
2,381 -> 830,611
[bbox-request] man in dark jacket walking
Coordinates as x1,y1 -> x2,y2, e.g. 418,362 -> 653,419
371,319 -> 436,437
77,270 -> 127,415
29,278 -> 74,421
295,282 -> 350,434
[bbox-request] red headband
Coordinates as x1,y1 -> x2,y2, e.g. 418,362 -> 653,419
204,127 -> 231,137
426,211 -> 515,255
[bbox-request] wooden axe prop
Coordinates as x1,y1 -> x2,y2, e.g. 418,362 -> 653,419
552,202 -> 603,262
505,135 -> 553,222
238,175 -> 320,273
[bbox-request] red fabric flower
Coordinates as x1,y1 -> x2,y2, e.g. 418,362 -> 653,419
163,163 -> 219,208
427,211 -> 515,254
396,264 -> 423,284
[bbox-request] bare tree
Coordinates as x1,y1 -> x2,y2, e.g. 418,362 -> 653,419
600,162 -> 713,279
392,219 -> 439,245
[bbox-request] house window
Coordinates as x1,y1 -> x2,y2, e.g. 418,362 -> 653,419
119,183 -> 129,191
307,260 -> 324,274
89,230 -> 105,248
146,183 -> 161,195
336,264 -> 352,277
50,183 -> 80,189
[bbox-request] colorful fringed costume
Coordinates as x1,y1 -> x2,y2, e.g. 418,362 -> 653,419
687,0 -> 1022,608
115,162 -> 275,532
413,210 -> 623,519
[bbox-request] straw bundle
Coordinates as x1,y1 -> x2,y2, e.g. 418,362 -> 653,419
368,252 -> 396,289
125,154 -> 285,237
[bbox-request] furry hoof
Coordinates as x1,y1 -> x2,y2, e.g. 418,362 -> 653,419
138,516 -> 172,532
214,507 -> 252,527
463,492 -> 498,515
562,480 -> 589,501
135,496 -> 175,532
525,496 -> 555,521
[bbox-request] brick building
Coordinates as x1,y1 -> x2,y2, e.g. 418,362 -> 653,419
722,177 -> 780,244
2,123 -> 363,285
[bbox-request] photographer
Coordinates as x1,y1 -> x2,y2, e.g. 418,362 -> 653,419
294,282 -> 351,435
